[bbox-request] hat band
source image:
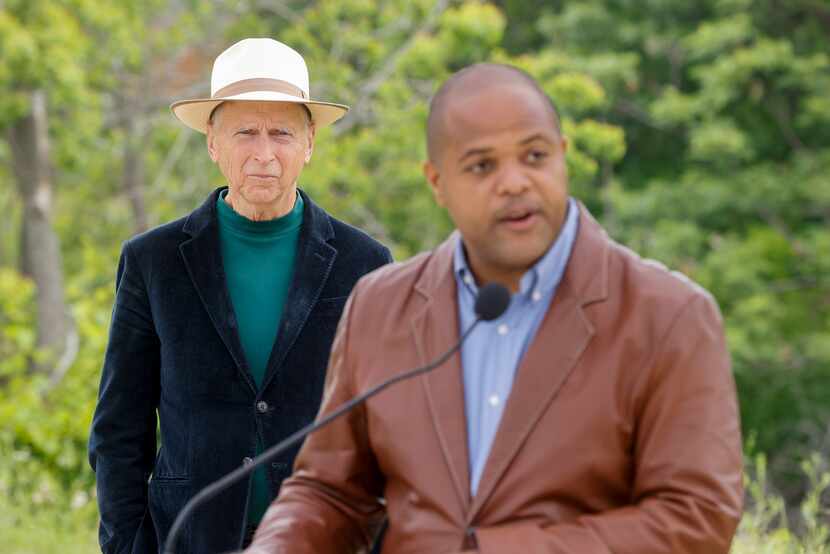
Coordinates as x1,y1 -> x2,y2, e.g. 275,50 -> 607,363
212,78 -> 307,100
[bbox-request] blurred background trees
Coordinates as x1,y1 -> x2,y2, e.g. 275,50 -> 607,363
0,0 -> 827,551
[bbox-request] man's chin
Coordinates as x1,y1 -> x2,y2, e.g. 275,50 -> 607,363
239,185 -> 285,204
495,244 -> 552,274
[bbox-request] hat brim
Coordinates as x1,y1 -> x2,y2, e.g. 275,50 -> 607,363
170,91 -> 349,133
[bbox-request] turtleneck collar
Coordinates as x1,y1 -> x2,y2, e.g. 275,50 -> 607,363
216,188 -> 303,239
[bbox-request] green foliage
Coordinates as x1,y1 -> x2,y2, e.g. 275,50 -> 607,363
527,0 -> 830,500
0,0 -> 829,550
0,269 -> 36,377
732,453 -> 830,553
0,261 -> 109,552
0,2 -> 91,122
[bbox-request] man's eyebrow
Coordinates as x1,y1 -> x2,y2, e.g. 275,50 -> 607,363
458,147 -> 492,164
520,133 -> 555,145
456,133 -> 557,163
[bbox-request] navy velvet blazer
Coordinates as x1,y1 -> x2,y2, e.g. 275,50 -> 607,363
88,188 -> 392,553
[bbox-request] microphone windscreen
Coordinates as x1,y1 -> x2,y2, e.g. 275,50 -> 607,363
475,283 -> 511,321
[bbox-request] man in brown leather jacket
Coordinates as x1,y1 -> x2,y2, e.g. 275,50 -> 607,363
245,63 -> 744,554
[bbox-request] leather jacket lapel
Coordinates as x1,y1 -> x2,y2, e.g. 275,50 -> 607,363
413,235 -> 472,515
469,281 -> 595,518
469,205 -> 610,519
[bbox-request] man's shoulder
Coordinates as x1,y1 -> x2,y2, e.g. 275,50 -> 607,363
606,236 -> 718,316
326,213 -> 390,259
575,206 -> 716,317
124,188 -> 220,256
124,214 -> 190,256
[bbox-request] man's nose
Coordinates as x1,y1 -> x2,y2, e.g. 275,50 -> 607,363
252,134 -> 278,162
495,162 -> 531,195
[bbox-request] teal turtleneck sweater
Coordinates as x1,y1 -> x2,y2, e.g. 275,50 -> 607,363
216,189 -> 303,526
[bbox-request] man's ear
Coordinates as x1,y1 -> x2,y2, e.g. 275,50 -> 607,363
560,135 -> 569,154
304,122 -> 316,164
423,160 -> 446,207
206,127 -> 219,163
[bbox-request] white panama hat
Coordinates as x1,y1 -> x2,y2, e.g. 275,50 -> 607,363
171,38 -> 348,133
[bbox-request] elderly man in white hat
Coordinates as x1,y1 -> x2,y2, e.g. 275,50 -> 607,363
88,38 -> 392,554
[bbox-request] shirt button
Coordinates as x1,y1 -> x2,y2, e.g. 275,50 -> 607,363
532,290 -> 542,302
463,527 -> 478,549
242,457 -> 253,466
464,274 -> 474,286
497,324 -> 509,335
256,400 -> 269,413
488,394 -> 500,407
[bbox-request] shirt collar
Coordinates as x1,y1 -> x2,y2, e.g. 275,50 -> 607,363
453,197 -> 580,300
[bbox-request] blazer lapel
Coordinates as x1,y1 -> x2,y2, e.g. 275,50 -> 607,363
469,205 -> 609,518
413,235 -> 472,515
179,189 -> 255,393
261,192 -> 336,390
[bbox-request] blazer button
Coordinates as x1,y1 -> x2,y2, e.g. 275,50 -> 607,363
256,400 -> 268,413
462,527 -> 478,550
242,457 -> 253,466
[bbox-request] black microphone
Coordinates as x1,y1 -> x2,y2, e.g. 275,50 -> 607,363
162,282 -> 510,554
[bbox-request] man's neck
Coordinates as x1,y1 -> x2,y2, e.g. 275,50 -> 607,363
224,189 -> 297,222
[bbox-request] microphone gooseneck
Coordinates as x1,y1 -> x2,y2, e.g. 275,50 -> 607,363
163,283 -> 510,554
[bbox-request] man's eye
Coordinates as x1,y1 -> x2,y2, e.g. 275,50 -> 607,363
467,160 -> 493,174
235,129 -> 255,136
271,129 -> 292,137
526,150 -> 548,163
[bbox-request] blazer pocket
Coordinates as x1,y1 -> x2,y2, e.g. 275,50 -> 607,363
316,295 -> 349,305
148,477 -> 191,551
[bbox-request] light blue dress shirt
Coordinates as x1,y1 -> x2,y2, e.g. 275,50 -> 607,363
453,198 -> 579,495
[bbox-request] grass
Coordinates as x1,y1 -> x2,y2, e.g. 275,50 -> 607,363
0,454 -> 826,553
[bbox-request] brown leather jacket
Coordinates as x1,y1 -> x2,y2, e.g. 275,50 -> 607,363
246,205 -> 743,553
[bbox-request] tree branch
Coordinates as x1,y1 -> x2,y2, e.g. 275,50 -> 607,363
248,0 -> 304,24
333,0 -> 451,136
800,0 -> 830,34
348,202 -> 392,246
667,42 -> 685,89
150,126 -> 191,193
41,313 -> 79,394
768,95 -> 805,152
612,100 -> 667,130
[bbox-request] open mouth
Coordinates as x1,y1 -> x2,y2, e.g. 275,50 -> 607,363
505,211 -> 533,223
497,208 -> 538,230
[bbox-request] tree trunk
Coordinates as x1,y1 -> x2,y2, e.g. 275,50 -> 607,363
123,120 -> 149,233
8,89 -> 69,373
116,91 -> 150,234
